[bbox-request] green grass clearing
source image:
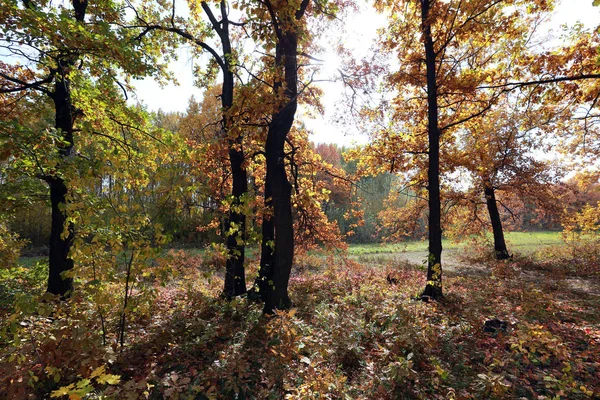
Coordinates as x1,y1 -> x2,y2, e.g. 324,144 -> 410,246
347,231 -> 565,255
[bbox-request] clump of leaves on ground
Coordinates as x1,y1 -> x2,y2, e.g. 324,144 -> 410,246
1,249 -> 599,399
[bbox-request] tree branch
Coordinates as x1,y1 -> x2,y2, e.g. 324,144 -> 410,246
440,99 -> 496,132
0,72 -> 54,95
477,74 -> 600,90
201,1 -> 223,35
133,25 -> 225,71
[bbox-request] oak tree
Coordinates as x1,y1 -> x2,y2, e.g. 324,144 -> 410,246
0,0 -> 165,296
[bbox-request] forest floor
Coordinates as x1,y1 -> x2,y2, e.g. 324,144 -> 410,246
343,231 -> 600,298
1,235 -> 600,399
348,247 -> 600,298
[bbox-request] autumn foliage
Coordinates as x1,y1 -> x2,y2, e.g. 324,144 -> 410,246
2,0 -> 600,398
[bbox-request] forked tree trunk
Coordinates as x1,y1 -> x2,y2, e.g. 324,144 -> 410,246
257,0 -> 309,313
263,100 -> 295,313
261,22 -> 305,313
421,0 -> 443,300
484,185 -> 511,260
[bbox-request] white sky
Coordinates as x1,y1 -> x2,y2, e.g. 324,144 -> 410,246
131,0 -> 600,146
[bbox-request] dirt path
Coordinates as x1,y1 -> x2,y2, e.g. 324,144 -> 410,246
354,249 -> 488,276
352,249 -> 600,297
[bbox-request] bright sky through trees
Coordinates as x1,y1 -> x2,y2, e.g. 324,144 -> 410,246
133,0 -> 600,146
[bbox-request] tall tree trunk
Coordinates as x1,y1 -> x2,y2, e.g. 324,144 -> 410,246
46,75 -> 75,297
259,0 -> 308,313
421,0 -> 443,300
217,0 -> 248,297
484,184 -> 511,260
263,101 -> 295,313
44,0 -> 87,297
262,30 -> 301,313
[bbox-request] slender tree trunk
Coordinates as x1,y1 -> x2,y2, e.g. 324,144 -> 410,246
220,77 -> 248,298
222,144 -> 248,297
209,0 -> 248,298
484,184 -> 511,260
250,171 -> 273,302
118,250 -> 135,350
421,0 -> 443,300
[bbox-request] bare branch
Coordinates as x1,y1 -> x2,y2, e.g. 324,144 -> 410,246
477,74 -> 600,90
0,72 -> 54,95
133,24 -> 225,71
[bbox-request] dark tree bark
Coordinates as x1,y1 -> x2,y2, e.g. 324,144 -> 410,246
213,0 -> 248,298
132,1 -> 251,297
222,142 -> 249,297
263,99 -> 296,313
46,176 -> 74,296
261,0 -> 309,314
250,171 -> 273,302
45,0 -> 88,297
421,0 -> 443,300
484,184 -> 511,260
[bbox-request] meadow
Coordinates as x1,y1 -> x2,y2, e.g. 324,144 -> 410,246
347,231 -> 565,255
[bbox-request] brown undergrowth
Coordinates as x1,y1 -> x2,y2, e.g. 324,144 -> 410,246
1,249 -> 599,399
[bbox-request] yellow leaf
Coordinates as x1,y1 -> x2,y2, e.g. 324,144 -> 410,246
90,365 -> 106,379
50,383 -> 74,398
97,373 -> 121,385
